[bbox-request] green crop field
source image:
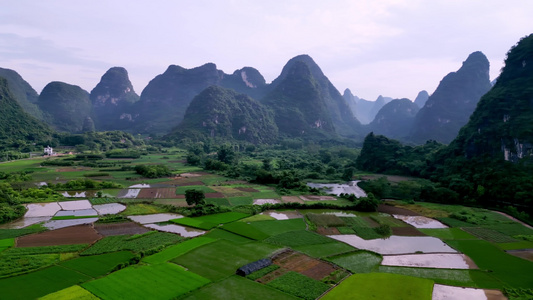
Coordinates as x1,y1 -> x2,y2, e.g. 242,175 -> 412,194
81,232 -> 183,255
264,230 -> 335,247
171,217 -> 217,230
446,239 -> 533,288
40,285 -> 99,300
266,271 -> 330,300
82,263 -> 210,300
0,253 -> 58,278
202,228 -> 254,244
171,239 -> 280,281
220,222 -> 270,240
462,227 -> 519,243
249,219 -> 306,236
307,213 -> 345,227
228,196 -> 253,206
205,198 -> 231,206
293,242 -> 356,258
418,228 -> 476,240
0,224 -> 46,239
142,237 -> 216,264
182,275 -> 298,300
322,273 -> 433,300
327,251 -> 382,273
60,251 -> 135,277
0,265 -> 92,300
173,212 -> 250,230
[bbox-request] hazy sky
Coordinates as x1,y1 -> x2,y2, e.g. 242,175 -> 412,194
1,0 -> 531,100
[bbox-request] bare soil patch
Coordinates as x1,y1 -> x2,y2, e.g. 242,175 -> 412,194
16,224 -> 101,247
392,226 -> 427,236
94,222 -> 151,236
378,204 -> 421,216
155,199 -> 190,207
257,268 -> 289,284
317,227 -> 340,235
281,196 -> 304,204
485,289 -> 508,300
236,187 -> 259,193
211,186 -> 245,197
137,188 -> 180,199
205,192 -> 225,198
272,250 -> 340,281
507,249 -> 533,262
177,181 -> 205,186
300,195 -> 336,201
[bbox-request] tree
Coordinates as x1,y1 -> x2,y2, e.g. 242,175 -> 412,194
185,189 -> 206,206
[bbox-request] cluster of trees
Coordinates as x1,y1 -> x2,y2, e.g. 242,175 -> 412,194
46,179 -> 122,190
134,164 -> 172,178
0,183 -> 25,223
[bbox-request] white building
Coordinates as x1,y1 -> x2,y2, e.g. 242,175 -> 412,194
44,146 -> 54,156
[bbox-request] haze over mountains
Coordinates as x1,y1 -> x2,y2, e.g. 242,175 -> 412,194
0,48 -> 507,146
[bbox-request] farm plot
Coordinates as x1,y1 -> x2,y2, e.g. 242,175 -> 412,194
171,239 -> 280,281
40,285 -> 98,300
0,265 -> 92,300
176,185 -> 216,194
16,224 -> 101,247
328,234 -> 458,255
228,196 -> 253,206
220,222 -> 270,240
377,266 -> 495,288
94,222 -> 151,236
392,215 -> 448,229
418,228 -> 476,240
307,213 -> 345,227
260,210 -> 303,220
154,198 -> 189,207
82,263 -> 210,300
264,230 -> 355,258
381,253 -> 477,269
93,203 -> 126,215
183,275 -> 298,300
0,224 -> 47,239
171,212 -> 249,230
322,273 -> 433,300
202,229 -> 254,244
60,251 -> 135,277
142,237 -> 215,264
272,250 -> 341,281
266,271 -> 331,300
137,188 -> 181,199
248,219 -> 306,236
43,218 -> 99,230
462,227 -> 519,243
24,202 -> 61,217
506,249 -> 533,262
0,253 -> 59,278
81,231 -> 182,255
432,284 -> 506,300
327,251 -> 382,273
127,213 -> 183,224
144,223 -> 205,237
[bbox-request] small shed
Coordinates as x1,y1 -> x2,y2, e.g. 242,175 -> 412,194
236,258 -> 272,276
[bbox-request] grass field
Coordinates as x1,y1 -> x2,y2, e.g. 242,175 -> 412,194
142,237 -> 216,264
445,239 -> 533,288
39,285 -> 99,300
264,230 -> 336,247
293,242 -> 356,258
60,251 -> 135,277
82,263 -> 210,300
266,271 -> 331,300
322,273 -> 433,300
81,232 -> 183,255
0,265 -> 92,300
249,219 -> 307,236
120,203 -> 167,215
220,222 -> 270,240
182,275 -> 298,300
418,228 -> 476,240
171,239 -> 280,281
228,196 -> 254,206
202,229 -> 254,244
326,251 -> 382,273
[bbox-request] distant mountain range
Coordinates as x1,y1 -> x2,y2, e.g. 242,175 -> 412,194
0,50 -> 500,145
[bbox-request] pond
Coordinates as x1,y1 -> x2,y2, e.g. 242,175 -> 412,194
144,223 -> 205,237
128,213 -> 184,224
58,200 -> 92,210
328,234 -> 458,255
393,215 -> 448,229
381,253 -> 476,269
24,202 -> 62,217
260,210 -> 302,220
0,216 -> 51,229
93,203 -> 127,215
307,181 -> 367,197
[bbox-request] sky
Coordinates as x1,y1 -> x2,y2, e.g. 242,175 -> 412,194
0,0 -> 532,101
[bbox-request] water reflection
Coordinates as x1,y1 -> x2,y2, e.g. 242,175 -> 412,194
144,223 -> 205,237
128,213 -> 183,224
307,181 -> 367,197
43,218 -> 99,230
93,203 -> 126,215
328,234 -> 457,254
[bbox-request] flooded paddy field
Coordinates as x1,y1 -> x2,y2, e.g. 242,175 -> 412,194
307,180 -> 367,197
127,213 -> 183,224
381,253 -> 477,269
144,223 -> 205,237
328,234 -> 458,254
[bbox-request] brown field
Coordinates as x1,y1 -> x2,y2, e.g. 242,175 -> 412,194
317,227 -> 341,235
256,268 -> 289,284
177,181 -> 205,186
154,199 -> 190,207
94,222 -> 151,236
272,250 -> 340,281
378,203 -> 421,216
137,188 -> 180,199
16,224 -> 101,247
281,196 -> 304,204
211,186 -> 245,197
391,226 -> 427,236
507,249 -> 533,262
300,195 -> 337,201
205,192 -> 225,198
236,187 -> 259,193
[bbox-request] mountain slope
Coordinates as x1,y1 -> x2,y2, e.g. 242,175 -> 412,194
414,90 -> 429,108
410,51 -> 492,144
167,86 -> 277,144
38,82 -> 92,133
368,98 -> 419,140
0,77 -> 53,149
90,67 -> 139,131
0,67 -> 42,119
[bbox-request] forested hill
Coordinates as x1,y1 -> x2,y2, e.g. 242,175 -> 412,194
409,51 -> 492,144
166,86 -> 278,144
0,67 -> 42,120
0,77 -> 53,150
